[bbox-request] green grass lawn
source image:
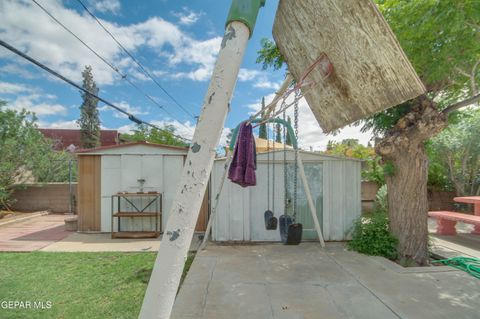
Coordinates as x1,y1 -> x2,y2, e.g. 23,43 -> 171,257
0,252 -> 194,319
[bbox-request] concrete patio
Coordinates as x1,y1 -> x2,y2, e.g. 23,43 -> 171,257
0,214 -> 202,252
0,214 -> 70,251
171,243 -> 480,319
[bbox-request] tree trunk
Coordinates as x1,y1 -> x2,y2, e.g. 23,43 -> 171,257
386,143 -> 429,265
376,97 -> 448,265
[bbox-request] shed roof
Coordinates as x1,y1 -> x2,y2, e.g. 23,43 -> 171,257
76,141 -> 188,155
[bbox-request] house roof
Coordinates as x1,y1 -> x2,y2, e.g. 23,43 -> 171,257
75,141 -> 189,154
39,128 -> 118,151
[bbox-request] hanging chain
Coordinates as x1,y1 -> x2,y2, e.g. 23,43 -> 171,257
293,89 -> 300,221
266,122 -> 270,211
272,120 -> 275,214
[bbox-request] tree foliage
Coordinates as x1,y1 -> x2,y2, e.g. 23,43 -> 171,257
285,116 -> 293,146
275,123 -> 282,143
325,139 -> 384,185
0,102 -> 74,208
256,38 -> 285,71
120,124 -> 188,147
77,65 -> 101,149
259,98 -> 267,139
428,109 -> 480,196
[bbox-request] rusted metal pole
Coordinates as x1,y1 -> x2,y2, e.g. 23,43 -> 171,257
139,1 -> 264,318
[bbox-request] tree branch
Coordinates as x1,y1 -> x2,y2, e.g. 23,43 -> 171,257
442,93 -> 480,114
471,59 -> 480,95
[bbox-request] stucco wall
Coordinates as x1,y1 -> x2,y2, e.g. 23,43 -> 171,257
11,183 -> 76,213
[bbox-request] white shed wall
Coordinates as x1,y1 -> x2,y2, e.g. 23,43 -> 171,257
99,153 -> 185,232
211,151 -> 361,241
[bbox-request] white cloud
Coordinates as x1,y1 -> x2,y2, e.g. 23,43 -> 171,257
99,101 -> 148,118
238,69 -> 261,81
38,119 -> 79,129
0,81 -> 35,94
0,1 -> 222,85
92,0 -> 121,15
253,79 -> 280,90
116,123 -> 136,134
238,69 -> 281,90
245,93 -> 373,151
5,93 -> 68,116
0,64 -> 36,79
170,37 -> 222,81
172,8 -> 203,26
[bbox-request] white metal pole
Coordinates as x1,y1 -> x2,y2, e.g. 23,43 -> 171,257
199,152 -> 233,251
298,153 -> 325,247
139,21 -> 251,319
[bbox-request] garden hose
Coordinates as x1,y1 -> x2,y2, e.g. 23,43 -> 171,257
432,257 -> 480,279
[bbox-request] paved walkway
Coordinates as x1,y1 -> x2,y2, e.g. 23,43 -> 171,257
42,232 -> 202,252
172,243 -> 480,319
0,214 -> 71,251
42,232 -> 161,252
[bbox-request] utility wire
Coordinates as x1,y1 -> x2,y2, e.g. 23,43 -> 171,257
0,39 -> 191,142
31,0 -> 190,128
74,0 -> 197,120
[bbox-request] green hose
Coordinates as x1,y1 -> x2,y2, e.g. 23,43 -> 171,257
432,257 -> 480,279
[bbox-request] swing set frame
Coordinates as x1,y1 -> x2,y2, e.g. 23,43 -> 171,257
200,117 -> 325,249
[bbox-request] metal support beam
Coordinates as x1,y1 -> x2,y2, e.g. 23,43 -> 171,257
139,1 -> 264,316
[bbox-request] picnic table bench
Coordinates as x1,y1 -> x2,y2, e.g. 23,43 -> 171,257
428,211 -> 480,235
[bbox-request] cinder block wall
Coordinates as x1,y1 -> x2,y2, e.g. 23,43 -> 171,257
10,183 -> 77,213
361,181 -> 460,213
361,181 -> 379,213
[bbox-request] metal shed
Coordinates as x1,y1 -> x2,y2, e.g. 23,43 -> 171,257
211,150 -> 361,242
76,142 -> 209,234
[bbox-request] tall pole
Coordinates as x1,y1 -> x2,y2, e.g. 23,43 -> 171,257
139,1 -> 265,318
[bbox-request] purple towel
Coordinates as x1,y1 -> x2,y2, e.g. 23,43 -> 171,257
228,121 -> 257,187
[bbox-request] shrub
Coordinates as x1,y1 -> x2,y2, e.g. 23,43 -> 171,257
374,184 -> 388,213
347,212 -> 398,260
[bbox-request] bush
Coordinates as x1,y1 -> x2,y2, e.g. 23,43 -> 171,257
374,184 -> 388,213
347,212 -> 398,260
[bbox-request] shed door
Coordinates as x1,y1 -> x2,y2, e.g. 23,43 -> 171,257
286,162 -> 323,240
120,155 -> 163,193
118,155 -> 163,232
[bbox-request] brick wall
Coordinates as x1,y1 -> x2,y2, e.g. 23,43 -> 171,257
10,183 -> 77,213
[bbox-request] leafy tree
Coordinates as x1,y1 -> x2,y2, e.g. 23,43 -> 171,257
0,102 -> 70,208
285,116 -> 293,146
77,65 -> 101,149
257,0 -> 480,265
326,139 -> 384,185
258,98 -> 267,139
120,124 -> 188,148
275,123 -> 282,143
34,150 -> 77,183
256,38 -> 285,71
429,109 -> 480,196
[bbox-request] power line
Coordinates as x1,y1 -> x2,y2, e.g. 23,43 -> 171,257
31,0 -> 190,126
0,38 -> 191,143
74,0 -> 196,119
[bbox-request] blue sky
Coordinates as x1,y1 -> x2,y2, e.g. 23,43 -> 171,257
0,0 -> 372,150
